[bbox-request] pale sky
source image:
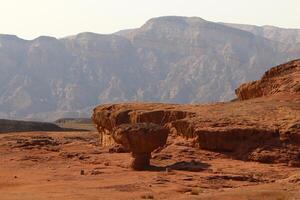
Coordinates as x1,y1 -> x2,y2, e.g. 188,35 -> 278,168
0,0 -> 299,40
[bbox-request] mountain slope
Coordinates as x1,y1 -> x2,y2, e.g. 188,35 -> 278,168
0,16 -> 300,120
117,16 -> 294,102
221,22 -> 300,44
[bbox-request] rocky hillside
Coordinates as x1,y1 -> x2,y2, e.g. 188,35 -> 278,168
236,59 -> 300,100
222,22 -> 300,44
1,16 -> 300,120
93,59 -> 300,166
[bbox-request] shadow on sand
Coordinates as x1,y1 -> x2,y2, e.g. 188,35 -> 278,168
146,160 -> 211,172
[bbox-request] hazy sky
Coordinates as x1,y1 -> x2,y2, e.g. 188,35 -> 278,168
0,0 -> 299,40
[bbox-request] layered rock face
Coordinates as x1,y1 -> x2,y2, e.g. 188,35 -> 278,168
93,60 -> 300,166
1,16 -> 300,120
236,59 -> 300,100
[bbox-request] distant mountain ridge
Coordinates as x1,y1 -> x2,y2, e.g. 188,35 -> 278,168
221,22 -> 300,44
0,119 -> 63,133
0,16 -> 300,121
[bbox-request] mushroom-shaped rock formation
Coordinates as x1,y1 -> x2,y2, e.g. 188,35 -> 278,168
93,59 -> 300,166
112,123 -> 169,170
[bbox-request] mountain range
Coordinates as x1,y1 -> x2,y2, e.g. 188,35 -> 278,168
0,16 -> 300,121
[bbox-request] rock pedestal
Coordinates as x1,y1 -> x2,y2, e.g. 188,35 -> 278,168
131,153 -> 151,170
112,123 -> 169,170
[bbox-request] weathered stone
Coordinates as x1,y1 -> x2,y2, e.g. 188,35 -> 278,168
92,60 -> 300,166
112,123 -> 169,170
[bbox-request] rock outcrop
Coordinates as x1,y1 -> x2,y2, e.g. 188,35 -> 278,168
112,123 -> 169,170
236,59 -> 300,100
92,60 -> 300,166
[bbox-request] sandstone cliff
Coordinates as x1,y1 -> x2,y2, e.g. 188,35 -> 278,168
235,59 -> 300,100
93,60 -> 300,166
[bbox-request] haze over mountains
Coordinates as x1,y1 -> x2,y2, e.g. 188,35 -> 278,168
0,16 -> 300,121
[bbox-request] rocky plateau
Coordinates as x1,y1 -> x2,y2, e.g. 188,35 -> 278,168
93,59 -> 300,167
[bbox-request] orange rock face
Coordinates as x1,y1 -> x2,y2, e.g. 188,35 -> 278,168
92,59 -> 300,166
235,59 -> 300,100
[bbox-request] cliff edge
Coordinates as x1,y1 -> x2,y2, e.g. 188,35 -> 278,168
92,60 -> 300,166
235,59 -> 300,100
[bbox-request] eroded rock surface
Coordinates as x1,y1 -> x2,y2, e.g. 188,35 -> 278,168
92,59 -> 300,166
235,59 -> 300,100
112,123 -> 169,170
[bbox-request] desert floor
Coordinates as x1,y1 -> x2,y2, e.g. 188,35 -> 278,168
1,131 -> 300,200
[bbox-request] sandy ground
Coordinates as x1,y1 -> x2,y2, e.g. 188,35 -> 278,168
1,131 -> 300,200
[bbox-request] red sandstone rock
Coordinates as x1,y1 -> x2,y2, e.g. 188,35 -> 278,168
92,59 -> 300,166
112,123 -> 169,170
235,59 -> 300,100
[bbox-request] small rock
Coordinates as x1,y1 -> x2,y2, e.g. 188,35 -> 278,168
190,187 -> 201,195
141,193 -> 154,199
80,169 -> 85,175
108,144 -> 129,153
183,176 -> 193,181
90,170 -> 103,175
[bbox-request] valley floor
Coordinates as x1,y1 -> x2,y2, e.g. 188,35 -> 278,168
0,131 -> 300,200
